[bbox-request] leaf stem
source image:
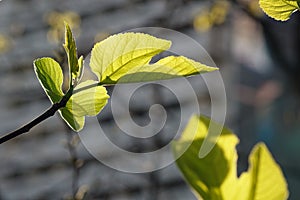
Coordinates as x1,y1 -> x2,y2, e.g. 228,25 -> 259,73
0,87 -> 74,144
72,82 -> 105,94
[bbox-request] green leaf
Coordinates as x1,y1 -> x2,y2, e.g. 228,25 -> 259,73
172,115 -> 239,200
77,55 -> 84,82
259,0 -> 300,21
59,80 -> 109,131
90,32 -> 171,84
172,115 -> 289,200
34,57 -> 64,103
68,80 -> 109,116
236,143 -> 289,200
116,56 -> 217,83
90,32 -> 217,84
59,107 -> 84,132
63,23 -> 80,83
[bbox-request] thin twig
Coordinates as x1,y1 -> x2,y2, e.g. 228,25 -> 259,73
0,80 -> 106,144
0,88 -> 73,144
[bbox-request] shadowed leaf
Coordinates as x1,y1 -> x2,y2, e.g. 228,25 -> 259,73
172,115 -> 288,200
236,143 -> 289,200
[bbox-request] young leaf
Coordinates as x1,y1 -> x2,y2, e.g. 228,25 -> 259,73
172,115 -> 289,200
68,80 -> 109,117
59,80 -> 109,131
259,0 -> 299,21
116,56 -> 217,83
63,23 -> 80,83
90,32 -> 217,84
90,32 -> 171,84
34,57 -> 64,103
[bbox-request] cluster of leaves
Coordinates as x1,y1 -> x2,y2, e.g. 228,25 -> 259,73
33,23 -> 289,200
172,115 -> 289,200
259,0 -> 300,21
34,23 -> 216,131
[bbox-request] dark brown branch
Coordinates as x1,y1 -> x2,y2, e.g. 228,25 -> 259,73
0,81 -> 106,144
0,88 -> 73,144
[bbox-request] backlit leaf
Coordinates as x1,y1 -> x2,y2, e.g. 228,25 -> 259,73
77,55 -> 84,83
34,57 -> 64,103
90,32 -> 171,83
117,56 -> 217,83
59,80 -> 109,131
259,0 -> 299,21
64,23 -> 80,83
172,115 -> 288,200
236,143 -> 289,200
172,115 -> 239,200
90,32 -> 217,84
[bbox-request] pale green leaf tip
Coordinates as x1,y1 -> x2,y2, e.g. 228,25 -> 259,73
78,55 -> 83,62
78,55 -> 84,70
77,55 -> 84,81
63,22 -> 72,46
64,21 -> 71,31
206,66 -> 219,72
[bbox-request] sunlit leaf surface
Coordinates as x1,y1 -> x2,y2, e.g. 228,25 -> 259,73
259,0 -> 299,21
90,33 -> 217,84
172,115 -> 289,200
34,57 -> 64,103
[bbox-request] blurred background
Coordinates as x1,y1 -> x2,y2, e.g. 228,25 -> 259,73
0,0 -> 300,199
